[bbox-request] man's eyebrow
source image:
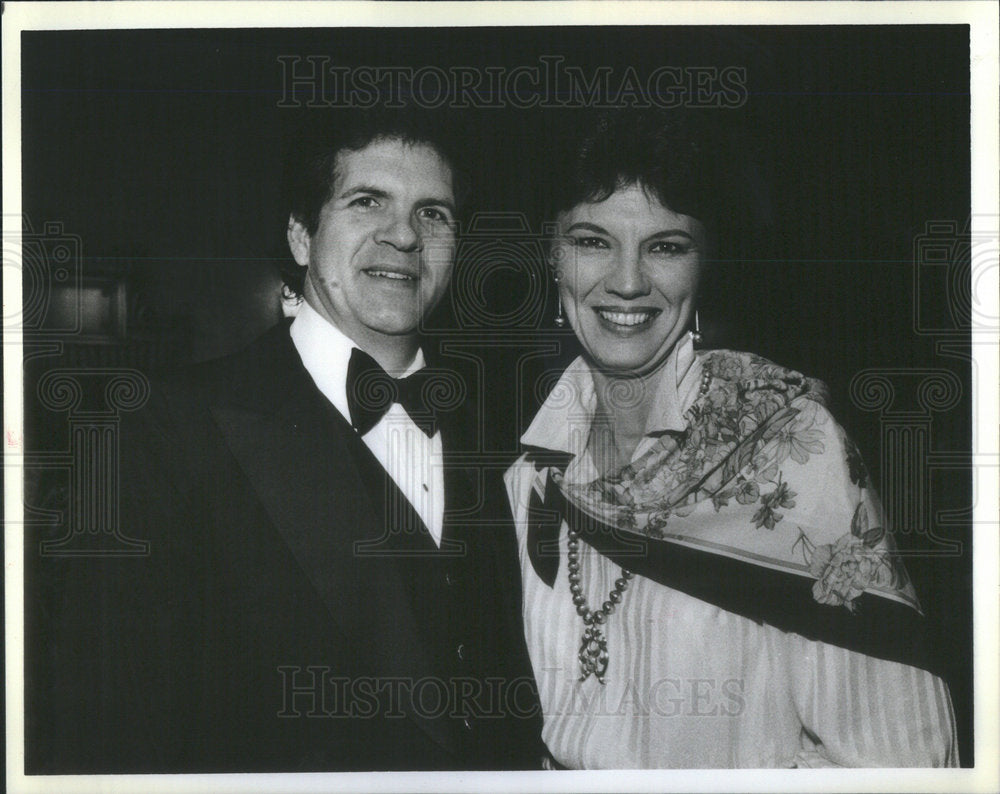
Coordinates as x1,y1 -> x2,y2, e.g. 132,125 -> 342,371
337,185 -> 456,215
337,184 -> 390,200
416,196 -> 457,216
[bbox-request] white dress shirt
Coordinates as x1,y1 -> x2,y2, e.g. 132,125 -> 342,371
290,301 -> 445,546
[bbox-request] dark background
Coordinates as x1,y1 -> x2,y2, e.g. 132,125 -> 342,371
21,26 -> 973,764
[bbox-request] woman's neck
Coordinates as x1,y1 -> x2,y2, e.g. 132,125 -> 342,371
589,363 -> 667,476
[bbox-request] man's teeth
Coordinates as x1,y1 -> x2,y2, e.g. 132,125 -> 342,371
367,269 -> 415,281
598,310 -> 655,326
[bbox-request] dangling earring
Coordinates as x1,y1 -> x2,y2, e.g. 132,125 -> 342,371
689,309 -> 703,345
554,275 -> 566,328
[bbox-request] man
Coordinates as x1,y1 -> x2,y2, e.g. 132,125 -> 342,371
28,111 -> 543,772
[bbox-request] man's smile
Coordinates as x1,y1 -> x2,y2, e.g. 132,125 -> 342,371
363,266 -> 419,282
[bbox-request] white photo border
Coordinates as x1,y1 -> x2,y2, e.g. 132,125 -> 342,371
4,2 -> 997,793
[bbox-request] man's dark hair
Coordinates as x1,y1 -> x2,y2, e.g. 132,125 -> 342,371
280,108 -> 466,298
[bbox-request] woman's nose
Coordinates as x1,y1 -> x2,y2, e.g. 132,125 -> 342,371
603,252 -> 650,298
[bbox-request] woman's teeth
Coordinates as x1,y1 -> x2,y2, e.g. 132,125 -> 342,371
597,309 -> 656,327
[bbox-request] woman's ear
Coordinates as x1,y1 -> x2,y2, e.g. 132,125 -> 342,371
287,214 -> 311,267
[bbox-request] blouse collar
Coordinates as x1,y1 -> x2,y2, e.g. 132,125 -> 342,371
521,333 -> 701,458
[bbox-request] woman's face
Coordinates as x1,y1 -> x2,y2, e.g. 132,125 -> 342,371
552,184 -> 706,376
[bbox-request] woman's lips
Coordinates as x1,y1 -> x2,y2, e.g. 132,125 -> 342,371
593,307 -> 661,329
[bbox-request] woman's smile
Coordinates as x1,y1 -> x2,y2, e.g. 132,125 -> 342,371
593,306 -> 662,333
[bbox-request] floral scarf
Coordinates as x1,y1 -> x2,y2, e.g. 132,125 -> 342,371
526,350 -> 928,667
550,349 -> 919,615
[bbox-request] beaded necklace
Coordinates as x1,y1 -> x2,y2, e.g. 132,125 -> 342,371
571,365 -> 713,683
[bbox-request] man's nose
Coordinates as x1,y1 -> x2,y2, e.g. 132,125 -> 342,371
375,212 -> 421,252
603,251 -> 650,298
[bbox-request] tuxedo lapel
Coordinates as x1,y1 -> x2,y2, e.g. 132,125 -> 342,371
438,421 -> 479,548
207,326 -> 460,756
348,428 -> 461,559
210,393 -> 385,644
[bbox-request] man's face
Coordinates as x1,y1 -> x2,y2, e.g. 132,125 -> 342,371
288,138 -> 457,349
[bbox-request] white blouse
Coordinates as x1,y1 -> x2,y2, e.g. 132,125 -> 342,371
505,340 -> 958,768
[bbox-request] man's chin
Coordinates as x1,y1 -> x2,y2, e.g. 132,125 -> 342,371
364,316 -> 425,337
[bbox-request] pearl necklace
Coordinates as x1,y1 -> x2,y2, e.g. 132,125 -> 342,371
567,530 -> 632,683
570,363 -> 713,684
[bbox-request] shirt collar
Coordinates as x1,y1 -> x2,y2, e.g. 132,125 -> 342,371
521,333 -> 700,458
289,299 -> 425,422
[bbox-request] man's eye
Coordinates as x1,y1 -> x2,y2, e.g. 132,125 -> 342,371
571,236 -> 609,249
418,207 -> 451,223
649,240 -> 688,255
350,196 -> 379,209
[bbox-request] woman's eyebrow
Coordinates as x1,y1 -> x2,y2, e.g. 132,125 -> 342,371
646,229 -> 695,241
564,222 -> 610,235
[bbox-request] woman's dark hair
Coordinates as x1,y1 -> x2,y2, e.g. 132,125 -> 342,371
279,107 -> 467,297
544,108 -> 762,348
548,109 -> 738,243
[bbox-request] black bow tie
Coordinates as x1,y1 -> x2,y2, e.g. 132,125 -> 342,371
345,348 -> 439,437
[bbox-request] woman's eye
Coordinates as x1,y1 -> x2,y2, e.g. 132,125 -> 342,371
650,240 -> 688,255
572,236 -> 609,249
349,196 -> 379,209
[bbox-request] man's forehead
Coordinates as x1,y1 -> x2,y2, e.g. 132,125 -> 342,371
333,138 -> 453,196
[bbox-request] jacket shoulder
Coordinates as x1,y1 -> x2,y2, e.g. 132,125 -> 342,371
154,320 -> 301,408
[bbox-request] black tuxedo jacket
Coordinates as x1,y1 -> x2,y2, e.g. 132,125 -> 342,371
27,322 -> 543,773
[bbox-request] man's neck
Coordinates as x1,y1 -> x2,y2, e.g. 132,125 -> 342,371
354,332 -> 420,373
302,297 -> 419,372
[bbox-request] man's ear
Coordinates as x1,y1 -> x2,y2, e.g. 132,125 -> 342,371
287,215 -> 311,267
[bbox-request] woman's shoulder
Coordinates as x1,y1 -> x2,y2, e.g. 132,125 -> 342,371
695,347 -> 831,406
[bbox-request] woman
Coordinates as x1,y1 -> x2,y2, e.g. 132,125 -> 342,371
505,112 -> 958,768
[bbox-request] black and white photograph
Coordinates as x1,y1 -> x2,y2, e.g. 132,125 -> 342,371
4,2 -> 997,792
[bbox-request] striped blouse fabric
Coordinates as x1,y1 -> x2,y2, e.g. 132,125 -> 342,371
506,343 -> 959,768
507,494 -> 958,768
